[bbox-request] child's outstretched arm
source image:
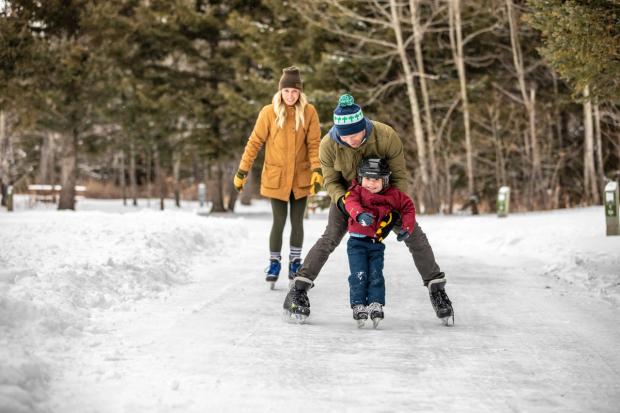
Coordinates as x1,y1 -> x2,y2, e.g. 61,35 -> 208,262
397,191 -> 417,235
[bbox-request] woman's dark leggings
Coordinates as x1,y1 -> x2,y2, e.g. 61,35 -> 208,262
270,193 -> 307,252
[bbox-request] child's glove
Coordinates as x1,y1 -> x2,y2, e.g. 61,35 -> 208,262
233,169 -> 248,192
396,229 -> 411,242
310,168 -> 323,195
357,212 -> 375,227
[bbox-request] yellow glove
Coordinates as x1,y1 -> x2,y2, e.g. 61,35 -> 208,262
233,169 -> 248,192
310,168 -> 323,195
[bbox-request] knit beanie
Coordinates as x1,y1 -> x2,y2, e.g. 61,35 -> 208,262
278,66 -> 303,90
333,94 -> 365,136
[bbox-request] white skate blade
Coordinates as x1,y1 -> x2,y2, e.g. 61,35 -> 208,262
356,319 -> 366,328
372,318 -> 381,329
269,281 -> 275,290
282,309 -> 308,324
441,315 -> 455,326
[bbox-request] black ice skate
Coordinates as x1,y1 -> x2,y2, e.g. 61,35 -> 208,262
283,283 -> 311,323
367,302 -> 384,329
352,304 -> 368,328
428,279 -> 454,326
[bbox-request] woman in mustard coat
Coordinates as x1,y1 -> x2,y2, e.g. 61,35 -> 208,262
233,66 -> 322,288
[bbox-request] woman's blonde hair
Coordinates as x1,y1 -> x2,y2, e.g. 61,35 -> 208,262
272,90 -> 308,131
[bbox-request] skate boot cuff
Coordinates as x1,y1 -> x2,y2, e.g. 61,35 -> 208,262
428,278 -> 447,292
293,276 -> 314,290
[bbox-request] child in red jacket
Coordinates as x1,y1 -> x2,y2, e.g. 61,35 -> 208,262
344,157 -> 416,328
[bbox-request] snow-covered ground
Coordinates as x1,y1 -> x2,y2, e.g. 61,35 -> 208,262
1,196 -> 619,412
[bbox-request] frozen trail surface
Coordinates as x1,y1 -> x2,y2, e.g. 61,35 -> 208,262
48,209 -> 620,413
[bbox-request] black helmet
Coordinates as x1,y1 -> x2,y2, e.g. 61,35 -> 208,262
357,157 -> 391,187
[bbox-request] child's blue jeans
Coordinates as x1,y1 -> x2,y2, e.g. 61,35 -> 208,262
346,237 -> 386,306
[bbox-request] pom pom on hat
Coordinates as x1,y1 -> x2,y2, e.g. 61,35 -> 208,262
338,94 -> 355,107
333,94 -> 365,136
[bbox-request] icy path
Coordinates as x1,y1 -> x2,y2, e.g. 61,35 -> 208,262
46,209 -> 620,412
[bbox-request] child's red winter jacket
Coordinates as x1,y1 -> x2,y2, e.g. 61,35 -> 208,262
344,180 -> 416,240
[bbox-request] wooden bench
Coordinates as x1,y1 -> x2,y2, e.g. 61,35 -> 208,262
28,184 -> 86,206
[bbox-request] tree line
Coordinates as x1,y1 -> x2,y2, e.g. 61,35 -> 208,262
0,0 -> 618,213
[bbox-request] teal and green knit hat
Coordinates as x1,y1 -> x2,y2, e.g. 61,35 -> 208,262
333,94 -> 365,136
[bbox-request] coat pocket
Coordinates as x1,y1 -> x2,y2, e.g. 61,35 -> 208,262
296,162 -> 311,188
262,163 -> 282,189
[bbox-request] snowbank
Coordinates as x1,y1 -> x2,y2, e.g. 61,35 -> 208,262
0,209 -> 246,413
421,207 -> 620,302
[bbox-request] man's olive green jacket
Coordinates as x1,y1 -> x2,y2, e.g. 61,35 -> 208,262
320,120 -> 409,203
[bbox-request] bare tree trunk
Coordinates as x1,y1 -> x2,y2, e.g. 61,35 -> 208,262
583,85 -> 599,204
410,0 -> 439,212
444,153 -> 453,214
146,146 -> 152,207
389,0 -> 430,200
552,73 -> 564,148
119,149 -> 127,206
173,150 -> 181,208
489,104 -> 507,187
507,0 -> 542,205
450,0 -> 475,202
227,163 -> 238,212
192,152 -> 201,184
208,161 -> 226,212
0,110 -> 8,207
153,145 -> 165,211
38,132 -> 56,184
58,130 -> 78,210
593,102 -> 604,186
129,140 -> 137,206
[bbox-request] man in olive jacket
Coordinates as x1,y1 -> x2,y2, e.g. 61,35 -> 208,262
283,94 -> 453,324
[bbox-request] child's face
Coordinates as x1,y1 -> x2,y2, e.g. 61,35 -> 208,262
361,177 -> 383,193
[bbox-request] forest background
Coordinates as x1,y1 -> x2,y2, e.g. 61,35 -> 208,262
0,0 -> 618,214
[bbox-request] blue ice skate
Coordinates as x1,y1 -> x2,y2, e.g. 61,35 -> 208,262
265,259 -> 281,290
288,258 -> 302,280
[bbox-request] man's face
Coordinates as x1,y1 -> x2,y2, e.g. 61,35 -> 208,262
339,130 -> 365,148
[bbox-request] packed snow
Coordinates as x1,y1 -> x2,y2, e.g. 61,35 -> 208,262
1,195 -> 619,412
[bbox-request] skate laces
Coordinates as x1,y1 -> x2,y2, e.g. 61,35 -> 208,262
265,259 -> 281,275
431,289 -> 449,307
368,302 -> 382,313
289,259 -> 301,273
437,289 -> 451,306
291,287 -> 309,307
352,304 -> 367,315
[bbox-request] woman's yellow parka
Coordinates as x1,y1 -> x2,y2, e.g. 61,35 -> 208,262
239,103 -> 321,202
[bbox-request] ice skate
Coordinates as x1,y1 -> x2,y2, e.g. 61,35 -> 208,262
352,304 -> 368,328
428,279 -> 454,326
265,258 -> 281,290
288,258 -> 302,280
283,284 -> 310,323
367,302 -> 384,328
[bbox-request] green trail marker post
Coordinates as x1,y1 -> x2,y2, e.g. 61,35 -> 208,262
497,186 -> 510,218
198,183 -> 206,208
604,181 -> 619,236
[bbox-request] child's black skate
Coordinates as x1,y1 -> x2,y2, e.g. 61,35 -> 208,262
265,258 -> 281,290
283,284 -> 310,323
428,279 -> 454,326
367,302 -> 384,328
352,304 -> 368,328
